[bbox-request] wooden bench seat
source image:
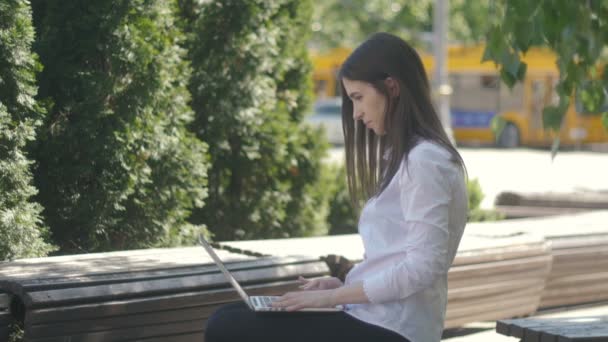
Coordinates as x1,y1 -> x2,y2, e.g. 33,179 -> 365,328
497,314 -> 608,341
0,247 -> 330,341
495,191 -> 608,210
445,233 -> 551,328
220,229 -> 553,329
494,191 -> 608,219
468,211 -> 608,309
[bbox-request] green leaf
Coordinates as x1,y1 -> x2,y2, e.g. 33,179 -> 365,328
501,49 -> 521,78
577,80 -> 606,113
499,67 -> 517,88
481,45 -> 495,63
542,105 -> 566,131
550,137 -> 560,161
514,18 -> 534,52
516,61 -> 527,81
602,112 -> 608,131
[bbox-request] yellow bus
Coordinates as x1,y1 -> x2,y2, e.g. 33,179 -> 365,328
310,46 -> 608,147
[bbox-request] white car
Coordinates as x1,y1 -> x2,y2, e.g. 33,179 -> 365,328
306,97 -> 344,145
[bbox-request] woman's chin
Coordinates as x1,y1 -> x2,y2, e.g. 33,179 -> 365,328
373,128 -> 387,136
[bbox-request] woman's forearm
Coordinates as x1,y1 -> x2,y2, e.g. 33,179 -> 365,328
330,283 -> 370,306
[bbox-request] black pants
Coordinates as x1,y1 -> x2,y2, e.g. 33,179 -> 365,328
204,302 -> 410,342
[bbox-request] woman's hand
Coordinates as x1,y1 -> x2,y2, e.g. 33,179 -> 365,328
271,289 -> 336,311
297,276 -> 343,290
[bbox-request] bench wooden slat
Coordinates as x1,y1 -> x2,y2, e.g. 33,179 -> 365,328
448,254 -> 552,280
16,256 -> 316,291
123,331 -> 204,342
25,261 -> 328,308
29,303 -> 208,337
541,287 -> 608,308
453,240 -> 550,266
26,281 -> 298,329
448,277 -> 544,301
0,310 -> 11,324
449,264 -> 549,290
550,259 -> 608,276
446,284 -> 544,319
29,318 -> 204,342
0,247 -> 253,280
497,315 -> 608,342
550,234 -> 608,250
494,191 -> 608,209
495,205 -> 591,219
546,272 -> 608,287
552,245 -> 608,262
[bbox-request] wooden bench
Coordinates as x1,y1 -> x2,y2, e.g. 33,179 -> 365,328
494,191 -> 608,219
444,232 -> 551,328
468,211 -> 608,309
495,191 -> 608,210
0,246 -> 330,341
220,229 -> 553,329
497,314 -> 608,341
541,233 -> 608,308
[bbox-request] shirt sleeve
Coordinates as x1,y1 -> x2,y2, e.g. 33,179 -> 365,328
362,154 -> 454,304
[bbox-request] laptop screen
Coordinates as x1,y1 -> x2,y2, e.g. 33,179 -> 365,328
198,235 -> 253,309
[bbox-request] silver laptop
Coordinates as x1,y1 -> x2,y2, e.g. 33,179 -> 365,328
198,234 -> 343,312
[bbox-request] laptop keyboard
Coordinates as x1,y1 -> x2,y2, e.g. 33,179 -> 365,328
253,296 -> 278,308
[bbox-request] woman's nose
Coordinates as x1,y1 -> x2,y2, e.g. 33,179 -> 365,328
353,110 -> 363,121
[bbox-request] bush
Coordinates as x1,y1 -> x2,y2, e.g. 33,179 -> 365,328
31,0 -> 209,253
327,164 -> 359,235
0,0 -> 55,261
182,0 -> 329,241
467,178 -> 504,222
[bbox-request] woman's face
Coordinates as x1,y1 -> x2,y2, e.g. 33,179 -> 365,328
342,77 -> 387,135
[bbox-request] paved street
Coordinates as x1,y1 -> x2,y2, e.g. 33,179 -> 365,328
327,146 -> 608,209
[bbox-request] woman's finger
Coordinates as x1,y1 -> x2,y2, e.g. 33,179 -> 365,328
286,303 -> 303,312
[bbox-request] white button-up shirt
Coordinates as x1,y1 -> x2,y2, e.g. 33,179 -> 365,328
344,140 -> 468,342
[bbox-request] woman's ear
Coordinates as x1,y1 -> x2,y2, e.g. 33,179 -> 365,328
384,77 -> 400,98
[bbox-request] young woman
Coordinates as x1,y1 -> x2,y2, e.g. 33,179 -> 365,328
204,32 -> 468,342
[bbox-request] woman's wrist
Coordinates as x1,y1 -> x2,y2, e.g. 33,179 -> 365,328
328,288 -> 339,307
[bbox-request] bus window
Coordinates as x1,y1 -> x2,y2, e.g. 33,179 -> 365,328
498,81 -> 524,113
480,75 -> 499,89
450,73 -> 499,130
451,73 -> 499,112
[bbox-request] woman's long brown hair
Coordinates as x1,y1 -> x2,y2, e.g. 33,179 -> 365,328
339,32 -> 466,206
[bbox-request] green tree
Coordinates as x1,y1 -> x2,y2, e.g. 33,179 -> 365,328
0,0 -> 55,261
31,0 -> 209,253
484,1 -> 608,134
310,0 -> 491,50
182,0 -> 329,241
